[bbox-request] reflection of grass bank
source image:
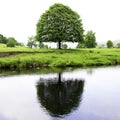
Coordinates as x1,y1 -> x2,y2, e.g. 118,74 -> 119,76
0,67 -> 72,76
0,48 -> 120,69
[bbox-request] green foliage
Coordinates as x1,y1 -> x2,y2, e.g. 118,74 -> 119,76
39,42 -> 44,48
8,37 -> 17,44
27,36 -> 37,48
0,34 -> 8,44
38,42 -> 48,49
36,3 -> 84,49
62,44 -> 68,49
84,30 -> 97,48
6,38 -> 16,47
107,40 -> 113,48
76,43 -> 85,48
0,34 -> 21,46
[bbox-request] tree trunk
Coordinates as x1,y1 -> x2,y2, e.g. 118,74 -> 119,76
58,73 -> 62,84
58,41 -> 61,49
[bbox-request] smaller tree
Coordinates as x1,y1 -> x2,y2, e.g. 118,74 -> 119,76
84,30 -> 97,48
27,36 -> 37,48
39,42 -> 44,48
7,38 -> 16,47
8,37 -> 17,44
62,44 -> 68,49
107,40 -> 113,48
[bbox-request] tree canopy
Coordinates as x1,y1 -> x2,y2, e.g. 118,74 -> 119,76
36,3 -> 84,49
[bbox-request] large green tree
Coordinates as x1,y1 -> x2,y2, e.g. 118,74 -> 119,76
84,30 -> 97,48
36,3 -> 84,49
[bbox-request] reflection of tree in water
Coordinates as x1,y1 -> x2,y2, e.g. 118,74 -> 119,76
36,73 -> 84,117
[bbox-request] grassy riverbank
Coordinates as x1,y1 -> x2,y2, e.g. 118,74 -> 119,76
0,46 -> 120,69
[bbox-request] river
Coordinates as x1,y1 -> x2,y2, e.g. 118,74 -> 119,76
0,66 -> 120,120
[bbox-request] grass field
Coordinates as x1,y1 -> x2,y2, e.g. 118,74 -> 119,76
0,45 -> 120,69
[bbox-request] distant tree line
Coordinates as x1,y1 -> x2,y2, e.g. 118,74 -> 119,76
0,34 -> 24,47
98,40 -> 120,48
106,40 -> 120,48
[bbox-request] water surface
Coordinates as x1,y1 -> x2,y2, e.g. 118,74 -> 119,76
0,66 -> 120,120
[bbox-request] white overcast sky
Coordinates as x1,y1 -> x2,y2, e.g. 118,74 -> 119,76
0,0 -> 120,44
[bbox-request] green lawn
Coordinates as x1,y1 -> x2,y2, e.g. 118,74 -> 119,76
0,46 -> 120,69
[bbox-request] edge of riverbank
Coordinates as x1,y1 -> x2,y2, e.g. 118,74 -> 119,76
0,48 -> 120,69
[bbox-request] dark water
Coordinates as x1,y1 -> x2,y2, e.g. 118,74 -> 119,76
0,66 -> 120,120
